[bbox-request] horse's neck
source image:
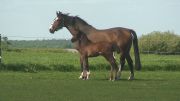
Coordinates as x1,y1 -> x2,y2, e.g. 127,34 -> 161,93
65,16 -> 97,35
64,16 -> 78,35
77,23 -> 97,34
66,23 -> 96,36
66,26 -> 78,36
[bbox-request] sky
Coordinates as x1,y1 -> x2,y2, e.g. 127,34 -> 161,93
0,0 -> 180,40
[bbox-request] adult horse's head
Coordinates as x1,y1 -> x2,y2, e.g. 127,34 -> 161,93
49,11 -> 65,34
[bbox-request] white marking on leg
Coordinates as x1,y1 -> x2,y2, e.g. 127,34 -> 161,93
113,52 -> 116,59
79,72 -> 83,79
117,65 -> 121,80
86,71 -> 90,79
128,73 -> 134,80
82,70 -> 88,80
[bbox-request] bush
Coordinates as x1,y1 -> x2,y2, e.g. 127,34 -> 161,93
139,31 -> 180,53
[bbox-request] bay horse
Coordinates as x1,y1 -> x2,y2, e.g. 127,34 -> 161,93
49,11 -> 141,80
71,31 -> 118,80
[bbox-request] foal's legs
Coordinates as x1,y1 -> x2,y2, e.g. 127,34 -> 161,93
85,59 -> 90,80
104,54 -> 118,81
79,55 -> 90,80
126,54 -> 134,80
79,56 -> 84,79
82,55 -> 89,80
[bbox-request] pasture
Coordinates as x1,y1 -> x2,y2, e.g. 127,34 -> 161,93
1,48 -> 180,72
0,48 -> 180,101
0,71 -> 180,101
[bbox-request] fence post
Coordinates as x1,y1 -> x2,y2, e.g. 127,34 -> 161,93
0,34 -> 2,64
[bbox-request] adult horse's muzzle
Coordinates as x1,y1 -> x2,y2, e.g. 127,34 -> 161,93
49,28 -> 55,34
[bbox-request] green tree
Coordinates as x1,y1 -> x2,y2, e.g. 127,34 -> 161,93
2,37 -> 11,50
139,31 -> 180,53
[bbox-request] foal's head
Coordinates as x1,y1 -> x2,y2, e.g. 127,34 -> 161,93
71,31 -> 90,45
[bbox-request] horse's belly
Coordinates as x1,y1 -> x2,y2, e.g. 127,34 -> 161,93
87,51 -> 100,57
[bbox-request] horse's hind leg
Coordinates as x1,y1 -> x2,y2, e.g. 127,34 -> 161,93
126,54 -> 134,80
117,53 -> 126,80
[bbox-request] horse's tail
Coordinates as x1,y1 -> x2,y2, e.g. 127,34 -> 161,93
130,30 -> 141,70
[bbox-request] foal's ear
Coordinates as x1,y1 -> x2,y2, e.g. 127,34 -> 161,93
71,37 -> 78,43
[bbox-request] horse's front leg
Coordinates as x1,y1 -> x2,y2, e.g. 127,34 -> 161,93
110,66 -> 114,81
85,57 -> 90,80
82,55 -> 89,80
79,56 -> 84,79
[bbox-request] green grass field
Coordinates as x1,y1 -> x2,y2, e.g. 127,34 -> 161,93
0,71 -> 180,101
1,48 -> 180,72
0,48 -> 180,101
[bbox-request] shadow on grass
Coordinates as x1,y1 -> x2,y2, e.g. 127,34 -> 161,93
92,78 -> 167,82
91,76 -> 167,82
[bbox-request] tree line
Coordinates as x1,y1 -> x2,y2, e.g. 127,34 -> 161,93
1,39 -> 73,49
1,31 -> 180,54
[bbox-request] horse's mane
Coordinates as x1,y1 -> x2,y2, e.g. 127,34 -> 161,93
74,16 -> 92,27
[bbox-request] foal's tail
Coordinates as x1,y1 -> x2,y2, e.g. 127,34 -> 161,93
130,30 -> 141,70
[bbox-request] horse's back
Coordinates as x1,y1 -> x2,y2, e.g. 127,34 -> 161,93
87,27 -> 132,47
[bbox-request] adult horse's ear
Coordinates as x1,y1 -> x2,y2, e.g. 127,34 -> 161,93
56,11 -> 61,16
56,11 -> 58,16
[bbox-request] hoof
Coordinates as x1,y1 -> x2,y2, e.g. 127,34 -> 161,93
82,76 -> 87,80
79,72 -> 83,79
109,78 -> 117,81
128,76 -> 134,80
86,71 -> 90,80
79,75 -> 83,79
115,77 -> 120,80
